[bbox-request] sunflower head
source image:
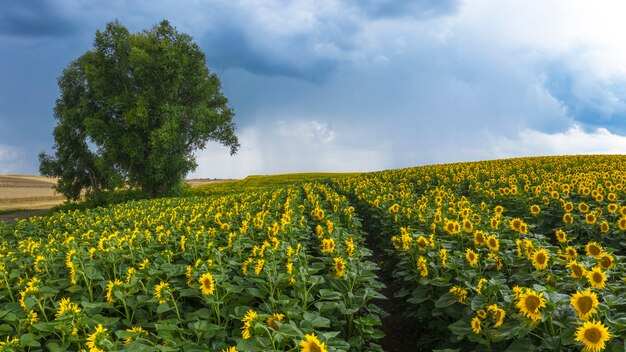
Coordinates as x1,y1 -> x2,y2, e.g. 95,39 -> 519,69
471,316 -> 482,334
555,229 -> 567,243
466,248 -> 479,266
486,235 -> 499,251
531,248 -> 550,271
598,254 -> 614,270
299,333 -> 328,352
530,205 -> 541,215
473,231 -> 486,246
575,320 -> 611,352
568,260 -> 587,279
596,222 -> 609,236
199,272 -> 215,295
587,267 -> 608,289
586,242 -> 603,257
571,289 -> 599,321
579,202 -> 590,213
516,289 -> 546,321
585,213 -> 597,225
563,213 -> 574,225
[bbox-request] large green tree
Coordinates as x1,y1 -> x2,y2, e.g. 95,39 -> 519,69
40,20 -> 239,198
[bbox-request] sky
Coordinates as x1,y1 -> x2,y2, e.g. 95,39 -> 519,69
3,1 -> 626,178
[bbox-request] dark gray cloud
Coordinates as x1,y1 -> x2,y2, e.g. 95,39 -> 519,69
0,0 -> 78,38
350,0 -> 460,19
203,25 -> 338,82
544,63 -> 626,134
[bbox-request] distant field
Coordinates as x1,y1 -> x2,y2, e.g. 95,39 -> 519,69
0,173 -> 358,214
191,172 -> 361,196
0,174 -> 63,211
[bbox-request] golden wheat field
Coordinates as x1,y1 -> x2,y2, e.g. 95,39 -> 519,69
0,175 -> 63,211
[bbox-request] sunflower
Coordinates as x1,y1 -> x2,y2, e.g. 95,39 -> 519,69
417,256 -> 429,277
444,220 -> 460,235
449,286 -> 468,304
255,259 -> 265,275
242,258 -> 253,275
299,333 -> 328,352
416,236 -> 429,250
530,204 -> 541,215
466,248 -> 479,266
579,202 -> 590,213
472,230 -> 486,247
333,257 -> 347,277
86,324 -> 109,350
490,216 -> 500,230
597,254 -> 614,270
266,313 -> 285,330
154,281 -> 171,304
587,267 -> 607,289
509,218 -> 522,232
124,326 -> 148,345
555,229 -> 567,243
599,221 -> 610,234
571,289 -> 599,321
241,309 -> 258,339
321,238 -> 335,253
106,279 -> 123,303
462,219 -> 473,233
471,317 -> 482,334
564,201 -> 574,212
568,261 -> 587,279
516,289 -> 546,321
486,235 -> 499,251
476,309 -> 487,319
563,246 -> 578,261
585,213 -> 597,225
519,223 -> 528,235
531,248 -> 550,271
575,320 -> 611,352
199,272 -> 215,295
476,278 -> 488,294
586,242 -> 603,257
607,203 -> 619,213
439,248 -> 448,268
618,217 -> 626,231
487,304 -> 506,328
563,213 -> 574,225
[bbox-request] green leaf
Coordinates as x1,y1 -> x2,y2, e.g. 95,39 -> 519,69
157,303 -> 172,314
434,292 -> 458,308
20,333 -> 41,347
303,312 -> 331,328
506,338 -> 536,352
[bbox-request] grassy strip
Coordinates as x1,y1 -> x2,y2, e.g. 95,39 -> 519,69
191,172 -> 361,196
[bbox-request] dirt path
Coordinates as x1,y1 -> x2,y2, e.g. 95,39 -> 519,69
0,209 -> 50,222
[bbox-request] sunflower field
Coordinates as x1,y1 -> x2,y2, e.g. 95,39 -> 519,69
1,155 -> 626,351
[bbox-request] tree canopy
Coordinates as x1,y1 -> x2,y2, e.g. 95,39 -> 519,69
40,20 -> 239,199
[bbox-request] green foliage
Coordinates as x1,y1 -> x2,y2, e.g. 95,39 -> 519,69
40,19 -> 239,199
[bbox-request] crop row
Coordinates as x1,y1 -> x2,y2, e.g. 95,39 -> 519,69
0,184 -> 384,351
334,155 -> 626,351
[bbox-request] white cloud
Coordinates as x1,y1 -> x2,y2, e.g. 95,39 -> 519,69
190,119 -> 391,179
493,125 -> 626,158
0,144 -> 24,174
